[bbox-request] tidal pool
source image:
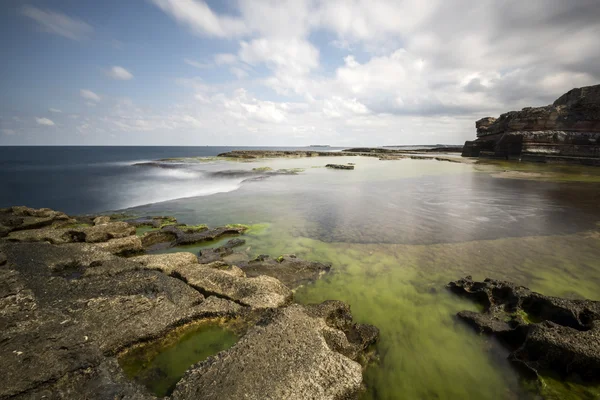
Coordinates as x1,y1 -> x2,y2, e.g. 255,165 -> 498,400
128,156 -> 600,399
118,320 -> 238,397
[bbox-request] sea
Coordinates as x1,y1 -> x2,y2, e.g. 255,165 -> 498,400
2,145 -> 600,399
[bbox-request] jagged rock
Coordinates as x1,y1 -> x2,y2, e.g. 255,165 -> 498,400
125,216 -> 178,228
3,222 -> 135,245
447,276 -> 600,382
326,164 -> 355,170
172,263 -> 292,309
171,301 -> 378,400
141,224 -> 247,249
238,254 -> 331,289
0,250 -> 6,266
131,252 -> 199,274
462,84 -> 600,164
0,206 -> 76,237
93,216 -> 111,225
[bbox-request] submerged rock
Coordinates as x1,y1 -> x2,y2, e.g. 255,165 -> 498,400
172,301 -> 378,400
447,276 -> 600,382
326,164 -> 355,170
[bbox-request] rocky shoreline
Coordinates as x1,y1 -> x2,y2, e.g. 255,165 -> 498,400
462,84 -> 600,165
217,148 -> 466,163
0,206 -> 378,399
447,276 -> 600,387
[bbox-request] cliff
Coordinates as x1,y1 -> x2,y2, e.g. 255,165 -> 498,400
462,84 -> 600,165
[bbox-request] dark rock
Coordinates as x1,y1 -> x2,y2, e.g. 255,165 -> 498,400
0,250 -> 6,266
238,254 -> 331,290
171,301 -> 378,400
462,84 -> 600,164
125,216 -> 177,228
142,224 -> 247,249
447,276 -> 600,382
222,238 -> 246,249
0,206 -> 76,236
326,164 -> 355,170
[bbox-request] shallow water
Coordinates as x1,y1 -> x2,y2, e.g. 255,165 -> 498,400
128,155 -> 600,399
118,320 -> 238,397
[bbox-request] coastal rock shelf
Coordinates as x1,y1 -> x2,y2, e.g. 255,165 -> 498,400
462,84 -> 600,165
447,276 -> 600,384
0,206 -> 378,399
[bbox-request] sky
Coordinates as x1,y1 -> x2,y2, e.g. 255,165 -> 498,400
1,0 -> 599,146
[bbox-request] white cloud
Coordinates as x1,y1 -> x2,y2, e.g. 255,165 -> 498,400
36,117 -> 55,126
21,5 -> 93,41
49,108 -> 62,113
230,67 -> 249,79
214,53 -> 237,65
184,58 -> 211,69
106,66 -> 133,80
80,89 -> 101,102
1,129 -> 16,135
150,0 -> 247,37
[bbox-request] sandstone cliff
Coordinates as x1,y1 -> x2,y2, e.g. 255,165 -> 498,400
462,84 -> 600,165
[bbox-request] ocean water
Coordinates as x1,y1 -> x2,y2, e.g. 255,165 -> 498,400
2,146 -> 600,399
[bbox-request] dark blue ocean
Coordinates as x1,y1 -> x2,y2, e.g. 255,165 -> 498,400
0,146 -> 343,214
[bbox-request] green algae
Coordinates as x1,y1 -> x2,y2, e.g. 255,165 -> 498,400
118,319 -> 238,397
475,160 -> 600,183
252,166 -> 273,172
179,224 -> 208,233
225,223 -> 250,230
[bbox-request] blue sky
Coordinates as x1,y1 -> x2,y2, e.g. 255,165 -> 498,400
1,0 -> 599,146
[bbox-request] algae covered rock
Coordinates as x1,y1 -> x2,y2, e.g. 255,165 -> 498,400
447,276 -> 600,382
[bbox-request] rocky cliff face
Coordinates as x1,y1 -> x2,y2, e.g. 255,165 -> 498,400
462,84 -> 600,165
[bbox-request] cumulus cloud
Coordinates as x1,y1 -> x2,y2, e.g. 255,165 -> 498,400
80,89 -> 101,102
44,0 -> 600,145
106,66 -> 133,80
48,108 -> 62,113
21,5 -> 93,41
36,117 -> 55,126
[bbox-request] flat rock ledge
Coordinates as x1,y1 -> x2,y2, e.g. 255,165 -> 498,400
0,206 -> 378,400
447,276 -> 600,383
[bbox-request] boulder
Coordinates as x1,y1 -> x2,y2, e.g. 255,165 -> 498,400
3,222 -> 135,245
172,301 -> 378,400
447,276 -> 600,382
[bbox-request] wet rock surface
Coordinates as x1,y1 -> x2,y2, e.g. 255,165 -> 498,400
0,206 -> 378,399
238,254 -> 332,289
141,224 -> 248,249
447,276 -> 600,382
172,301 -> 378,400
326,164 -> 355,170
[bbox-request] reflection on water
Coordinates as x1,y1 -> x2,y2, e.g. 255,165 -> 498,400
129,157 -> 600,399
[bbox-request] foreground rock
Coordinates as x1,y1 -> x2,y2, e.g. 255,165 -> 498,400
172,301 -> 378,400
447,276 -> 600,382
0,206 -> 378,399
462,84 -> 600,165
141,224 -> 248,249
326,164 -> 355,170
